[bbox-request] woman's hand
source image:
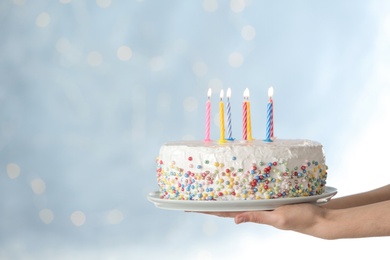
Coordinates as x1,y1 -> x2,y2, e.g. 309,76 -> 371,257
200,198 -> 390,239
202,203 -> 331,239
198,185 -> 390,239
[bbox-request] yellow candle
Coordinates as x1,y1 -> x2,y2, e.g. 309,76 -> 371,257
219,89 -> 226,143
246,88 -> 253,141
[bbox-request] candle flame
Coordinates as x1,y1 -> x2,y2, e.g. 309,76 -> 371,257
227,88 -> 231,99
268,86 -> 274,98
207,88 -> 212,98
220,89 -> 224,100
243,88 -> 249,99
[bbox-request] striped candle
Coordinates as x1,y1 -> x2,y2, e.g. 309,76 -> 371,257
242,89 -> 248,140
226,88 -> 233,140
246,88 -> 253,141
265,87 -> 273,142
204,88 -> 212,142
269,87 -> 274,139
219,89 -> 226,143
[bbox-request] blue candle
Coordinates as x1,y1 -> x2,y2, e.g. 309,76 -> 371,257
265,87 -> 273,142
226,88 -> 233,140
269,87 -> 274,139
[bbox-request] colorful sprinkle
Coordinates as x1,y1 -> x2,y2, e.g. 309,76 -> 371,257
156,150 -> 327,201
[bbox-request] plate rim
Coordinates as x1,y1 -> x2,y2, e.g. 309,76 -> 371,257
147,186 -> 338,212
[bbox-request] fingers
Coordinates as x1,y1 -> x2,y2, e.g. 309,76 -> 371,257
190,211 -> 243,218
190,209 -> 276,225
190,210 -> 274,222
234,211 -> 273,225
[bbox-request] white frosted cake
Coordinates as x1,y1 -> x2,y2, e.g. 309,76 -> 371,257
156,139 -> 328,201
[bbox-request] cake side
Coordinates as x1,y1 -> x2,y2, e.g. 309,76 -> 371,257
156,139 -> 327,200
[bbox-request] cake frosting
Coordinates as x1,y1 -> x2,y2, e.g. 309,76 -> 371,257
156,139 -> 328,201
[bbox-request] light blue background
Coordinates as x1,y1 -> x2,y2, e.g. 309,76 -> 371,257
1,0 -> 390,259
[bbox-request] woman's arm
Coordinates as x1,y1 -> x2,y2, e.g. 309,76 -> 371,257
231,200 -> 390,239
200,185 -> 390,239
323,184 -> 390,209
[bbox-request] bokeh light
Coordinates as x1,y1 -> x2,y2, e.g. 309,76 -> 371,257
96,0 -> 112,9
241,25 -> 256,41
203,0 -> 218,12
230,0 -> 246,13
30,178 -> 46,195
6,163 -> 20,179
39,209 -> 54,224
70,211 -> 86,227
228,52 -> 244,67
116,46 -> 133,61
87,51 -> 103,66
106,209 -> 124,225
35,12 -> 51,28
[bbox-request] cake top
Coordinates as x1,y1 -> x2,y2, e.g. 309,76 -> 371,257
159,139 -> 326,169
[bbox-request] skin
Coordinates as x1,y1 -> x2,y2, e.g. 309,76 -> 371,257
201,184 -> 390,240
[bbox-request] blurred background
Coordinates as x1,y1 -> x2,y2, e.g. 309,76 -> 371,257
1,0 -> 390,259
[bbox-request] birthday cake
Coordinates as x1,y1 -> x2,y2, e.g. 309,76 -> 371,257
156,139 -> 328,200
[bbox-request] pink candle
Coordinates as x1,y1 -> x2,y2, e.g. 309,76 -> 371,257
242,89 -> 248,140
204,88 -> 212,142
246,88 -> 253,141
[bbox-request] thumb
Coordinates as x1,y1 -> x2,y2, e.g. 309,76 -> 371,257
234,211 -> 273,225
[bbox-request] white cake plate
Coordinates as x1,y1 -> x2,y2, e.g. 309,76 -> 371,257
147,186 -> 337,212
